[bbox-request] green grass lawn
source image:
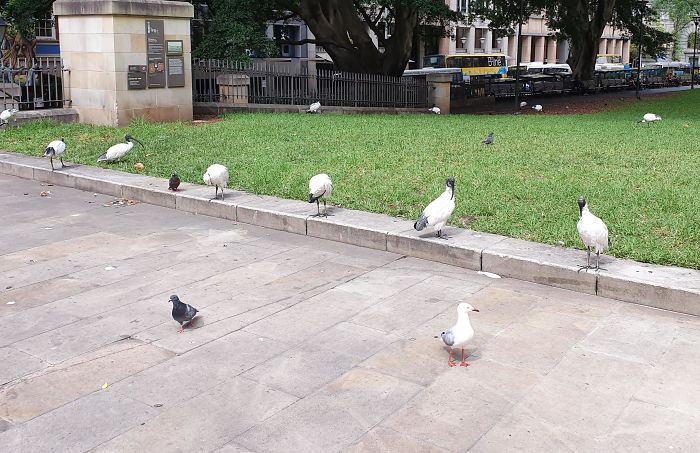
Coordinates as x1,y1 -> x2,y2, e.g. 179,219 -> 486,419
2,90 -> 700,269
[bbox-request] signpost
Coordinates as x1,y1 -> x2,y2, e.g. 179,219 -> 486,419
127,65 -> 147,90
146,19 -> 166,88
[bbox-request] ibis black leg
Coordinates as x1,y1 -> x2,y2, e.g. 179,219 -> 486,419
60,157 -> 65,168
49,156 -> 54,171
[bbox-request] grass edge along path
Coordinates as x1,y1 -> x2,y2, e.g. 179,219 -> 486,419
1,90 -> 699,269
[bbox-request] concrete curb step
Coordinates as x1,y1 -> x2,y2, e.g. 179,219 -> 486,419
1,151 -> 698,316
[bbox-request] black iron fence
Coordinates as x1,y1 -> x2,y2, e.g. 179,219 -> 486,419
192,58 -> 430,109
0,58 -> 69,111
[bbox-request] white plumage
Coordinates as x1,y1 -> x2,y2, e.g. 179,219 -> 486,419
429,106 -> 441,114
98,134 -> 143,163
0,108 -> 19,126
639,113 -> 661,123
577,197 -> 610,271
203,164 -> 229,200
532,104 -> 543,112
44,138 -> 66,170
307,101 -> 321,113
414,177 -> 456,238
308,173 -> 332,216
520,101 -> 527,108
438,302 -> 479,367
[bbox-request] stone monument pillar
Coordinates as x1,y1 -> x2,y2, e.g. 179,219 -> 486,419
53,0 -> 194,126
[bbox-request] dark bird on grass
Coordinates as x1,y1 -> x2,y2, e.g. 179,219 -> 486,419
414,177 -> 456,239
44,138 -> 66,171
168,172 -> 181,191
169,295 -> 198,333
483,132 -> 494,145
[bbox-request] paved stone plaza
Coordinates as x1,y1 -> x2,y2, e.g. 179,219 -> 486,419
1,173 -> 699,453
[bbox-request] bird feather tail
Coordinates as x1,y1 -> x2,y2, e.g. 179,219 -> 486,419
44,147 -> 55,156
97,153 -> 108,162
414,214 -> 429,231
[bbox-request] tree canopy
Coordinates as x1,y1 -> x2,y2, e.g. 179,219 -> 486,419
0,0 -> 53,38
470,0 -> 673,81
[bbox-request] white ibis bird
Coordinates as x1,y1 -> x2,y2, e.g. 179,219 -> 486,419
0,108 -> 19,126
308,173 -> 332,217
532,104 -> 543,112
638,113 -> 661,124
520,101 -> 527,108
203,164 -> 229,200
44,138 -> 66,171
414,176 -> 456,239
97,134 -> 144,163
307,101 -> 321,113
436,302 -> 479,367
577,196 -> 611,271
429,106 -> 441,114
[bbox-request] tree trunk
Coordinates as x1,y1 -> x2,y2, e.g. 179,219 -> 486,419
297,0 -> 418,75
564,0 -> 617,81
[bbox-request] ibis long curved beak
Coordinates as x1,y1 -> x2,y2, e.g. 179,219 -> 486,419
132,137 -> 145,148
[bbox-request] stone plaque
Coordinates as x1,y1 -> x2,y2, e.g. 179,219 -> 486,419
167,56 -> 186,88
127,65 -> 147,90
146,19 -> 166,88
167,40 -> 183,56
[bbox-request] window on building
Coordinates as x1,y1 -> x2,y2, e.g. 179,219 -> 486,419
475,28 -> 484,51
457,0 -> 468,13
35,16 -> 56,40
456,27 -> 468,50
492,32 -> 500,51
274,24 -> 300,57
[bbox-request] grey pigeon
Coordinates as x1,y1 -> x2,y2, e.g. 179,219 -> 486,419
169,295 -> 198,333
483,132 -> 494,145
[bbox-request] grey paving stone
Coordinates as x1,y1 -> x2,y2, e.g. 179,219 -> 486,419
92,377 -> 297,453
111,330 -> 287,407
0,306 -> 80,348
242,342 -> 360,398
0,390 -> 158,453
0,342 -> 173,423
381,360 -> 540,451
0,347 -> 45,384
235,368 -> 423,453
342,426 -> 450,453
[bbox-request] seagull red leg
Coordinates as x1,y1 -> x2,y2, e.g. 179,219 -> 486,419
448,349 -> 456,367
460,348 -> 469,367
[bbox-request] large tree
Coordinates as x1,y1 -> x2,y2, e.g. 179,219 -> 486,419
0,0 -> 53,38
275,1 -> 462,75
470,0 -> 673,81
190,0 -> 281,60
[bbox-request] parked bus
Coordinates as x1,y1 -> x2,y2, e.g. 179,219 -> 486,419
423,54 -> 508,81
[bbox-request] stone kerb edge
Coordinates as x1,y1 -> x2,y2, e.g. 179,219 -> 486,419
0,151 -> 698,316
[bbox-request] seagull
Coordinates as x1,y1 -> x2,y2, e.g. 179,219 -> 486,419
414,176 -> 456,239
532,104 -> 543,112
638,113 -> 661,124
577,196 -> 611,271
44,138 -> 66,171
483,132 -> 494,145
168,172 -> 181,191
436,302 -> 479,367
308,173 -> 332,217
429,106 -> 441,114
520,101 -> 527,108
97,134 -> 144,163
0,108 -> 19,126
203,164 -> 229,200
169,295 -> 198,333
307,101 -> 321,113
